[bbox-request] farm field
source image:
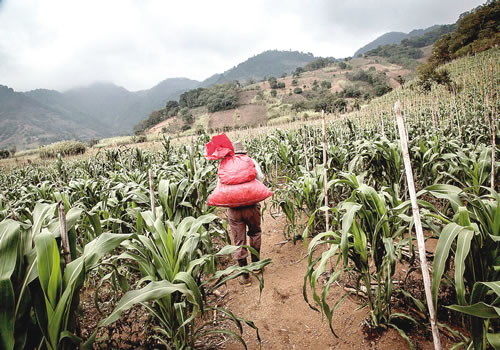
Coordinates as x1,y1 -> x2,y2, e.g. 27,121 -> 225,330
0,47 -> 498,350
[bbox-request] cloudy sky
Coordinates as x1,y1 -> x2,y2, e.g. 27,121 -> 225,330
0,0 -> 484,92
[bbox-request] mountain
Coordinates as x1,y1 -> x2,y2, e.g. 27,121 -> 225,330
0,78 -> 200,149
354,25 -> 445,57
0,85 -> 104,150
199,50 -> 317,87
0,50 -> 321,149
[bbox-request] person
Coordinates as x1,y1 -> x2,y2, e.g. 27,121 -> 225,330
227,141 -> 264,286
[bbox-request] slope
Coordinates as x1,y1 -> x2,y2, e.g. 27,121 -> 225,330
0,85 -> 104,150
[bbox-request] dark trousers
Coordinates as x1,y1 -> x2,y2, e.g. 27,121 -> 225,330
227,203 -> 262,260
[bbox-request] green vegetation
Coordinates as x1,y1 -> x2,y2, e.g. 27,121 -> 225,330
346,68 -> 393,96
417,1 -> 499,90
1,46 -> 498,349
400,24 -> 456,48
179,82 -> 238,113
0,137 -> 271,349
429,1 -> 499,66
38,140 -> 86,159
303,57 -> 336,72
264,48 -> 498,349
365,44 -> 423,68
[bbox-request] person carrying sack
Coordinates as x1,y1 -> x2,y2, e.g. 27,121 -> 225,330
204,134 -> 272,286
227,141 -> 265,286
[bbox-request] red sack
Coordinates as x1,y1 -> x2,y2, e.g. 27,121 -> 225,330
218,154 -> 256,185
207,179 -> 273,208
205,133 -> 234,160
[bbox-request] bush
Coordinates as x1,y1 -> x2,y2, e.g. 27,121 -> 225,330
270,90 -> 277,97
417,63 -> 453,91
39,140 -> 86,159
293,87 -> 303,94
0,149 -> 10,159
87,139 -> 100,147
321,80 -> 332,89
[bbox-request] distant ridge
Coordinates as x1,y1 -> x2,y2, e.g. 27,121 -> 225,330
0,50 -> 320,149
354,25 -> 443,57
199,50 -> 317,87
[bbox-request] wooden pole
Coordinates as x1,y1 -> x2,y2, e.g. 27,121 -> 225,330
303,131 -> 310,172
395,101 -> 441,350
149,169 -> 156,220
58,201 -> 71,265
322,110 -> 329,232
490,60 -> 496,192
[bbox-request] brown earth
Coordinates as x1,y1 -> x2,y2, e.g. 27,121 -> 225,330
208,91 -> 268,130
147,117 -> 178,134
218,203 -> 454,350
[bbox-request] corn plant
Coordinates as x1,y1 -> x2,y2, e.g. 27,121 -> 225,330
89,211 -> 271,349
0,203 -> 131,350
304,173 -> 416,347
420,185 -> 499,349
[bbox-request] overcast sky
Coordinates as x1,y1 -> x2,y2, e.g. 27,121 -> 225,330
0,0 -> 485,92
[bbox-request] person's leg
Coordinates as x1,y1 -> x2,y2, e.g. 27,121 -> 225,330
228,208 -> 252,285
227,208 -> 249,262
245,204 -> 262,263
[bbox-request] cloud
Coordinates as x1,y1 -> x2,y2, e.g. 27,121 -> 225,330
0,0 -> 485,91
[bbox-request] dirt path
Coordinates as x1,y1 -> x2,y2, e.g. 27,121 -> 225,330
220,202 -> 441,350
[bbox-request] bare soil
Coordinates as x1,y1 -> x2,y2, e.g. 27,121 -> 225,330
217,204 -> 453,350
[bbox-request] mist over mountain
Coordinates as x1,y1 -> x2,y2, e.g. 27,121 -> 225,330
0,50 -> 318,149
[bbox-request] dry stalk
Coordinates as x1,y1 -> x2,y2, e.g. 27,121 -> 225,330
149,168 -> 156,220
395,100 -> 441,350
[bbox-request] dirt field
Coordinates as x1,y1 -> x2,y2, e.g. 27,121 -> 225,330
208,90 -> 268,130
218,202 -> 453,350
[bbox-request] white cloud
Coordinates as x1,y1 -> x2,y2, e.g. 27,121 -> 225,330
0,0 -> 485,91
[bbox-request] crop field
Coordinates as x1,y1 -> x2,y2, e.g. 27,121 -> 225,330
0,49 -> 498,349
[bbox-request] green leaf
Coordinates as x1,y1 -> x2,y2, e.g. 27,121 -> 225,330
487,332 -> 500,350
447,302 -> 499,318
432,223 -> 468,309
98,280 -> 193,328
455,229 -> 474,305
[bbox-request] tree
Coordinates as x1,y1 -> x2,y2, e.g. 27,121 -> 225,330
321,80 -> 332,89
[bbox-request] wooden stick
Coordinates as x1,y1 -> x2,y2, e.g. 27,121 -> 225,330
395,101 -> 441,350
322,110 -> 329,232
303,133 -> 310,172
58,201 -> 71,265
490,60 -> 496,192
149,169 -> 156,220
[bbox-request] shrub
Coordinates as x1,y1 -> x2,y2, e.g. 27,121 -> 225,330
293,87 -> 303,94
321,80 -> 332,89
270,89 -> 277,97
39,140 -> 86,159
0,149 -> 10,159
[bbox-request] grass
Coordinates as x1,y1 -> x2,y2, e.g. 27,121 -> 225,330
39,140 -> 86,158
